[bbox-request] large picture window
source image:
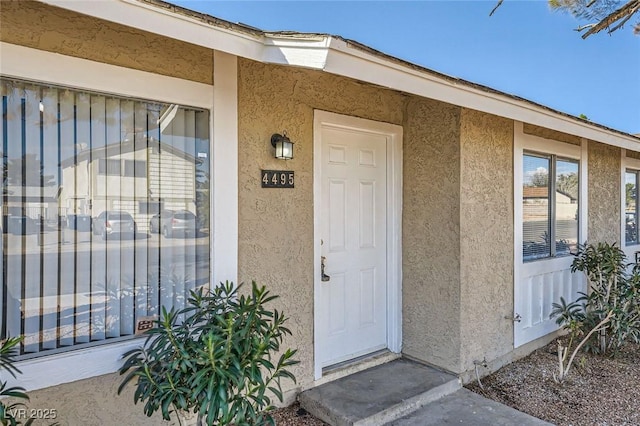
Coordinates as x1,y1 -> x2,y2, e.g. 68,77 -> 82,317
522,152 -> 579,261
1,78 -> 211,358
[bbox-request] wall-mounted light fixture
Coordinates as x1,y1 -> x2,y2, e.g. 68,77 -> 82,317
271,133 -> 294,160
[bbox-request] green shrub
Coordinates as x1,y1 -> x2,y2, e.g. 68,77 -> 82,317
118,281 -> 298,426
552,242 -> 640,356
0,336 -> 31,426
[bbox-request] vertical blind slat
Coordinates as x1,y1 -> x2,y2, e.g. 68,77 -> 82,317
58,89 -> 75,347
0,82 -> 6,340
105,98 -> 121,338
41,87 -> 59,350
23,86 -> 42,353
90,94 -> 107,342
6,85 -> 24,349
74,93 -> 91,344
133,103 -> 149,324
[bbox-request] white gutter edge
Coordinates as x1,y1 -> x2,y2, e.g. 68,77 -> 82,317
323,37 -> 640,150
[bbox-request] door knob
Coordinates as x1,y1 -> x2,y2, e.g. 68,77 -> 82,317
321,256 -> 331,282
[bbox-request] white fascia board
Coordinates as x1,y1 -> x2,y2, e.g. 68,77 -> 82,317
40,0 -> 266,61
324,38 -> 640,151
262,36 -> 329,69
37,0 -> 637,149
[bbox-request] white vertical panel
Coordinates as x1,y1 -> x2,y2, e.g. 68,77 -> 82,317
328,272 -> 346,335
22,85 -> 42,353
90,94 -> 106,342
329,179 -> 346,252
104,98 -> 121,338
359,268 -> 375,326
119,100 -> 134,336
359,181 -> 375,249
542,273 -> 553,320
5,84 -> 24,348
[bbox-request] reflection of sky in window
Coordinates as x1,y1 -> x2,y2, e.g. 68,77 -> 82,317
556,161 -> 578,176
626,172 -> 636,186
523,155 -> 548,185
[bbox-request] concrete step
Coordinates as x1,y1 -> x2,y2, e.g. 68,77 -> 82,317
298,358 -> 461,426
388,388 -> 552,426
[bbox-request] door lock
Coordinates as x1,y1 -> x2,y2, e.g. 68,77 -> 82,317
321,256 -> 331,282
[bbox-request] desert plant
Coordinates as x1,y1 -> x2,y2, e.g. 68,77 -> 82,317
569,242 -> 640,354
0,336 -> 32,426
550,299 -> 613,382
118,281 -> 298,426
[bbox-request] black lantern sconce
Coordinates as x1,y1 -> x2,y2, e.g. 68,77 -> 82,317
271,132 -> 294,160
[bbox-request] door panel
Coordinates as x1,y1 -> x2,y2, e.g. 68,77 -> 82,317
319,126 -> 388,367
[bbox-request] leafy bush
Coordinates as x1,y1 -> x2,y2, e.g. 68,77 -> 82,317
551,242 -> 640,357
0,336 -> 31,426
118,281 -> 298,426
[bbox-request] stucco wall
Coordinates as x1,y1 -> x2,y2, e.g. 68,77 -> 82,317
8,374 -> 176,426
401,98 -> 462,372
588,141 -> 621,244
458,109 -> 515,371
237,58 -> 406,396
0,1 -> 212,84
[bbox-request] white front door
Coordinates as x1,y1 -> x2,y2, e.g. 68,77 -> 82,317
316,121 -> 389,368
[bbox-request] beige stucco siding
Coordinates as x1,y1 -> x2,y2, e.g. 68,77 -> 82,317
0,1 -> 212,84
9,374 -> 175,426
588,141 -> 621,244
401,97 -> 462,372
237,58 -> 406,395
458,109 -> 514,371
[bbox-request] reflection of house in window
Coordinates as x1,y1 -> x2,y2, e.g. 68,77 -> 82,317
98,159 -> 122,176
60,138 -> 197,232
523,187 -> 578,221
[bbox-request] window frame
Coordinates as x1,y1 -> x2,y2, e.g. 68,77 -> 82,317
522,150 -> 581,261
514,121 -> 588,268
621,152 -> 640,257
0,42 -> 238,392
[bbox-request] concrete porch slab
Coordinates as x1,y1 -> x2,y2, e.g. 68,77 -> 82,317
389,388 -> 552,426
298,358 -> 460,426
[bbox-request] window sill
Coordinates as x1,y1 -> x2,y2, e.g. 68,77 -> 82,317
6,339 -> 145,392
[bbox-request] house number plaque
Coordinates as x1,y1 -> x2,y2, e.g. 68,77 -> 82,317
261,170 -> 294,188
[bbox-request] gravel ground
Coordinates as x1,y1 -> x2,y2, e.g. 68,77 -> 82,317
270,403 -> 327,426
466,342 -> 640,426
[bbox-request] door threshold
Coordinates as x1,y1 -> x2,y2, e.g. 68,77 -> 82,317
315,349 -> 400,387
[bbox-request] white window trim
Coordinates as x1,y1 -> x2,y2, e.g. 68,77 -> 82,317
514,122 -> 586,266
513,121 -> 588,347
621,150 -> 640,259
0,43 -> 238,391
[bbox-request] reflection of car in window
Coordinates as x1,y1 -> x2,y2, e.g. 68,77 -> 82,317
626,213 -> 637,244
92,211 -> 136,240
154,209 -> 199,238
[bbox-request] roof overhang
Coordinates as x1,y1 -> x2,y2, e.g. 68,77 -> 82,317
39,0 -> 640,150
